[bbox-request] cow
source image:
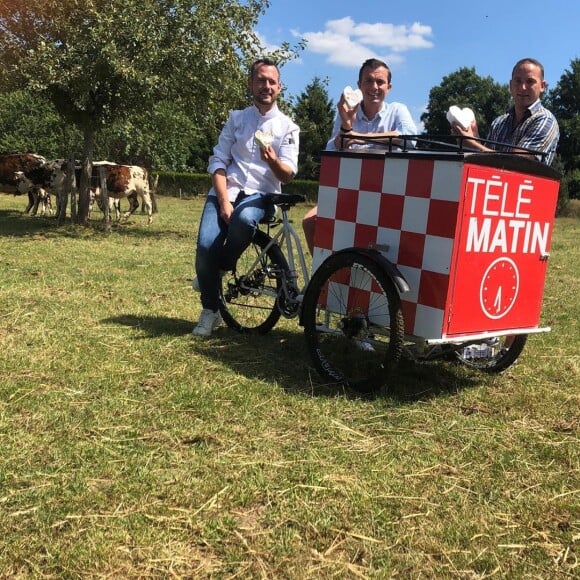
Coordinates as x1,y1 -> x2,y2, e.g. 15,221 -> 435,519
58,161 -> 155,224
45,161 -> 154,224
100,163 -> 155,224
0,153 -> 48,213
14,166 -> 56,216
90,189 -> 123,221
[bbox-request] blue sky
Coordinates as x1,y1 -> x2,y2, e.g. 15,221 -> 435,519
255,0 -> 579,130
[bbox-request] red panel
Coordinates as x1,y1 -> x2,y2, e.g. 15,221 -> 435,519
313,216 -> 335,251
346,286 -> 371,317
401,300 -> 417,335
319,155 -> 341,187
446,165 -> 559,335
360,158 -> 385,192
354,223 -> 379,249
378,193 -> 405,229
426,199 -> 459,238
397,231 -> 425,268
335,188 -> 359,222
405,158 -> 434,198
418,270 -> 450,310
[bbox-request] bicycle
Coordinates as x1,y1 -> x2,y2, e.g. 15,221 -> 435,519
219,193 -> 310,334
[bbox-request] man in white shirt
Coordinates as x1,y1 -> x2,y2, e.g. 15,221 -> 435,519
302,58 -> 417,253
192,58 -> 300,336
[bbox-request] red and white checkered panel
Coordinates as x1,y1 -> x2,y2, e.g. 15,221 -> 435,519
313,154 -> 464,339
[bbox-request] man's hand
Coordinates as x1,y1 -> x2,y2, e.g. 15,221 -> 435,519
451,120 -> 478,138
337,94 -> 357,128
219,200 -> 234,223
260,145 -> 278,164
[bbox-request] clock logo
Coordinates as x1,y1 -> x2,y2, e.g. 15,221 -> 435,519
480,257 -> 519,319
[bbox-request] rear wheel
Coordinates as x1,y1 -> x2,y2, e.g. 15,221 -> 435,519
454,334 -> 527,373
219,229 -> 288,334
302,251 -> 404,394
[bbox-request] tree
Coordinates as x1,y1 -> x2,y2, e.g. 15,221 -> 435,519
95,101 -> 200,171
546,58 -> 580,199
421,67 -> 510,138
0,0 -> 302,223
0,90 -> 82,157
291,77 -> 334,179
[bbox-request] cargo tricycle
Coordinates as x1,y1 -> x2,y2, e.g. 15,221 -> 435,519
218,136 -> 561,393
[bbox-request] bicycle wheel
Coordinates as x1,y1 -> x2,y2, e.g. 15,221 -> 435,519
454,334 -> 527,373
302,251 -> 404,393
219,229 -> 288,334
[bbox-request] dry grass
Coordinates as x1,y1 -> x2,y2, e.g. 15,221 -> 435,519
0,193 -> 578,578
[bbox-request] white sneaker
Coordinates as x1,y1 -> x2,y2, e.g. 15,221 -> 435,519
192,309 -> 222,336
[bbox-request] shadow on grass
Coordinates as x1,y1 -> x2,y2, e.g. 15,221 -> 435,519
0,208 -> 181,239
104,313 -> 483,404
104,313 -> 194,337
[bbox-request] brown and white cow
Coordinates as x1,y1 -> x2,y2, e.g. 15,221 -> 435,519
0,153 -> 48,213
54,161 -> 156,224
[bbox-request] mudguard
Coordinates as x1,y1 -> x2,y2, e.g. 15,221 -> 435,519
300,248 -> 410,326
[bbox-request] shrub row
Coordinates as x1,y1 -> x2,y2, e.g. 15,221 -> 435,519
154,172 -> 320,203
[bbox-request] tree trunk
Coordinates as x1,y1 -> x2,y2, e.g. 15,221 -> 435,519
77,128 -> 95,225
99,165 -> 111,232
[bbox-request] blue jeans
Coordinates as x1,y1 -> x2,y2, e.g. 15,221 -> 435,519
195,192 -> 275,311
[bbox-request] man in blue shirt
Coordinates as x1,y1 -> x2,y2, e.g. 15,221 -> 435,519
302,58 -> 417,253
452,58 -> 559,165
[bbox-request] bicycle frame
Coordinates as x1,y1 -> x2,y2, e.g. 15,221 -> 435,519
246,203 -> 311,314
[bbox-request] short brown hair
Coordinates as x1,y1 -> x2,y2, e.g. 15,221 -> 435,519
358,58 -> 391,84
512,58 -> 545,79
250,58 -> 280,80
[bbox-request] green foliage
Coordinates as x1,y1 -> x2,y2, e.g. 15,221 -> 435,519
155,171 -> 212,196
282,178 -> 319,202
0,0 -> 278,132
95,101 -> 201,171
421,67 -> 510,137
551,156 -> 569,216
291,77 -> 335,179
0,90 -> 82,157
546,58 -> 580,183
153,171 -> 320,202
0,0 -> 304,221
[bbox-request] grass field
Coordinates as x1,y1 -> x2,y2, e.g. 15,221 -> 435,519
0,193 -> 578,578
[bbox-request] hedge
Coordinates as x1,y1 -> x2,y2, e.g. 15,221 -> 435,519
154,172 -> 320,203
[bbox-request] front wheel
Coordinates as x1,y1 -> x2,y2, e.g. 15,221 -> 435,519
454,334 -> 527,373
302,251 -> 404,394
219,229 -> 288,334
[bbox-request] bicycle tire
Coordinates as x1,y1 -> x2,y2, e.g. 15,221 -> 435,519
454,334 -> 527,373
219,229 -> 288,334
302,251 -> 404,393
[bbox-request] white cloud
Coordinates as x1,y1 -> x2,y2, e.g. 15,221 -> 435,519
297,17 -> 433,68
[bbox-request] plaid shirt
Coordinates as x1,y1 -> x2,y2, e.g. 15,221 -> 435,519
487,100 -> 559,165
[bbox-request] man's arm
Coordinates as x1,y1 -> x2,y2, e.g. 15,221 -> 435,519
211,169 -> 234,223
266,124 -> 299,183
